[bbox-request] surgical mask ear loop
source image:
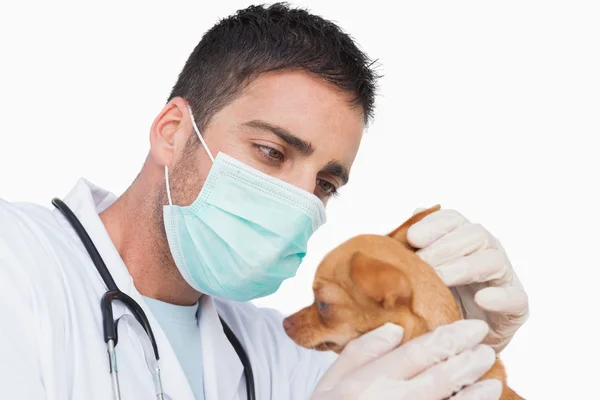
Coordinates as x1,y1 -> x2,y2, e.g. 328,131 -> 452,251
165,167 -> 174,206
187,105 -> 215,163
164,104 -> 216,206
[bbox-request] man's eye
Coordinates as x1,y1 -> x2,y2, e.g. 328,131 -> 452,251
316,301 -> 329,313
257,145 -> 284,161
317,179 -> 337,196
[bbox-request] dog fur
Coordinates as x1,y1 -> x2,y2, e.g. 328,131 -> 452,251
283,205 -> 522,399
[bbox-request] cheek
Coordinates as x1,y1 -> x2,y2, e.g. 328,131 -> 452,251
168,150 -> 209,206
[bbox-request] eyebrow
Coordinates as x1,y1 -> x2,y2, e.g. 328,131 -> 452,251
243,119 -> 350,186
243,120 -> 314,156
324,160 -> 349,186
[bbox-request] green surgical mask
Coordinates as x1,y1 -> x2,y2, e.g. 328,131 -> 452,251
163,106 -> 326,302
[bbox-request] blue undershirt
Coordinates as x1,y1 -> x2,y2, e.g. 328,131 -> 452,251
143,296 -> 205,400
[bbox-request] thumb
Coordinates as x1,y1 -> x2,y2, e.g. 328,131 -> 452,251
314,323 -> 404,392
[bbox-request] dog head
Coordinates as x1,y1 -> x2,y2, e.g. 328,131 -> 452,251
283,205 -> 462,353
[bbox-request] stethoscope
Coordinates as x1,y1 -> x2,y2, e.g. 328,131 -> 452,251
52,198 -> 256,400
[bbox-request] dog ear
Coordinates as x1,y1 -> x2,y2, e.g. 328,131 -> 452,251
387,204 -> 441,249
349,252 -> 412,309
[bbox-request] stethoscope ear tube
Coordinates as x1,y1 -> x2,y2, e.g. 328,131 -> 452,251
53,197 -> 160,361
52,198 -> 119,292
221,317 -> 256,400
101,291 -> 161,361
101,291 -> 120,346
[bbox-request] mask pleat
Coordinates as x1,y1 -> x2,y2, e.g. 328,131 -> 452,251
163,151 -> 325,302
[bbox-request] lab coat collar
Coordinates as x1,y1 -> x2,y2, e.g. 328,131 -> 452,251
55,178 -> 244,400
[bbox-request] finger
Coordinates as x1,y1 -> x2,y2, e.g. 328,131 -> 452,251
315,323 -> 404,391
435,249 -> 507,287
351,375 -> 502,400
475,286 -> 529,316
408,344 -> 497,400
396,320 -> 490,380
407,209 -> 468,249
484,330 -> 512,354
415,223 -> 494,268
452,379 -> 503,400
453,285 -> 488,322
346,319 -> 489,384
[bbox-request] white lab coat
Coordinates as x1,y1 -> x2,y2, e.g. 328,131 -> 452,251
0,179 -> 335,400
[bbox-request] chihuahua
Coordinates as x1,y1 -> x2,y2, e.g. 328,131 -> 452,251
283,205 -> 522,399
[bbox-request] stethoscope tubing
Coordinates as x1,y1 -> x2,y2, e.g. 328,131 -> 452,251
52,197 -> 255,400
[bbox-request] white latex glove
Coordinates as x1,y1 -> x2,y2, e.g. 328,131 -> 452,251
408,208 -> 529,352
311,320 -> 502,400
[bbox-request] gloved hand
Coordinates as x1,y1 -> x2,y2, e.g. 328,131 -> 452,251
407,208 -> 529,352
311,320 -> 502,400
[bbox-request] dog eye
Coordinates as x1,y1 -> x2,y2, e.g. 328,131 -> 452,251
316,301 -> 329,313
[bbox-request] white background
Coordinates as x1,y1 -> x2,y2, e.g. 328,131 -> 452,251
1,1 -> 598,398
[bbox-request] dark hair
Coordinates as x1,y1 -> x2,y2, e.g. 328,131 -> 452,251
168,2 -> 379,135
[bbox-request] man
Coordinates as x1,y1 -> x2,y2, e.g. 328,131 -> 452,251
0,3 -> 528,399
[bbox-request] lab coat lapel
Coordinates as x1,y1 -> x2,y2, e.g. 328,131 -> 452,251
199,295 -> 244,400
56,179 -> 196,400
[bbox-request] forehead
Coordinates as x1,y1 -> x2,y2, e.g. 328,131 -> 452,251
222,70 -> 365,169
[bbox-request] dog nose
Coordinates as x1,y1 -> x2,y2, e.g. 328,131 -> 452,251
282,317 -> 294,332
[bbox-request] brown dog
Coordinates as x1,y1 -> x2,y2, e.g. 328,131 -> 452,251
283,205 -> 522,399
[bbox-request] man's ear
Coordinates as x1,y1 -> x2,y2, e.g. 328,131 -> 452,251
149,97 -> 190,169
349,252 -> 412,310
387,204 -> 441,249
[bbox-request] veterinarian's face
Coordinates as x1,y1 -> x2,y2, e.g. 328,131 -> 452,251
154,69 -> 365,208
